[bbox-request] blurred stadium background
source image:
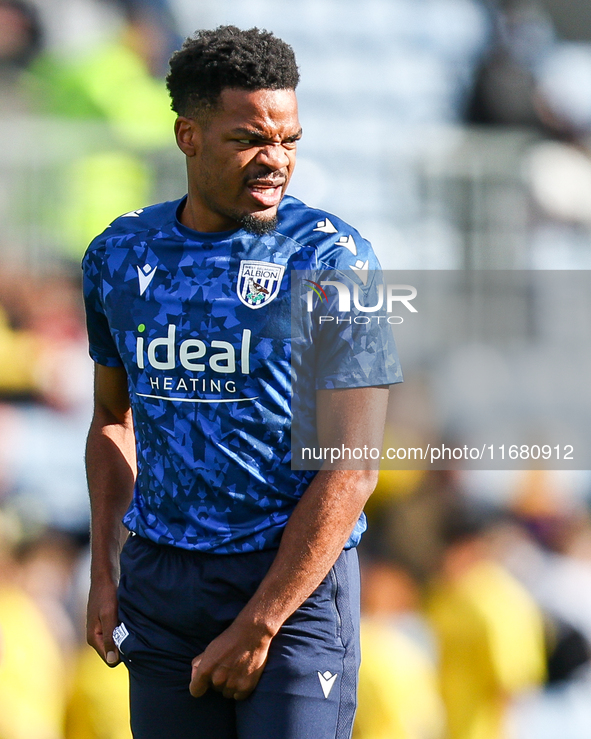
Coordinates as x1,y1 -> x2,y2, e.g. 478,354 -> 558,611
1,0 -> 591,737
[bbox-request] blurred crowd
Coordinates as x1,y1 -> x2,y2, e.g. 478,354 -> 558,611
356,468 -> 591,739
1,0 -> 591,738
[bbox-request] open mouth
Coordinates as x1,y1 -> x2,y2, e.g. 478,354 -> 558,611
246,179 -> 285,208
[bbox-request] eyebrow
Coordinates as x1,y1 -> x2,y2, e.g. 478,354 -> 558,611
230,127 -> 303,143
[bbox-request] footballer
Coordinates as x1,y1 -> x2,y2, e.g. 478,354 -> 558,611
83,25 -> 401,739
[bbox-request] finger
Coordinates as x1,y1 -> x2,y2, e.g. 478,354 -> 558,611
210,666 -> 229,691
189,656 -> 211,698
86,621 -> 104,654
101,616 -> 120,667
228,678 -> 257,701
88,610 -> 119,666
105,649 -> 119,665
232,663 -> 267,700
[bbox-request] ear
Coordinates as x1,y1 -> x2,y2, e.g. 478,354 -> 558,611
174,117 -> 202,157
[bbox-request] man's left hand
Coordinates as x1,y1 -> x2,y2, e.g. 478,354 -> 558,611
189,616 -> 273,700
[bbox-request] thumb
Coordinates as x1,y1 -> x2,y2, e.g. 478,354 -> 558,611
102,619 -> 120,666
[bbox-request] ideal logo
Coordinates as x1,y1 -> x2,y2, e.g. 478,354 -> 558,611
136,324 -> 251,374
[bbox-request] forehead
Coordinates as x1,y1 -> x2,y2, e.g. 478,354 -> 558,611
213,88 -> 300,135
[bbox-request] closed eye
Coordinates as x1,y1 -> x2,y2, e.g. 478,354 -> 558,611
231,129 -> 302,147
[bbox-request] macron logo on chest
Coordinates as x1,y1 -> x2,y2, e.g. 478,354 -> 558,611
137,264 -> 157,295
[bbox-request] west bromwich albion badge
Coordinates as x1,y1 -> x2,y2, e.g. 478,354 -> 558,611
237,260 -> 285,309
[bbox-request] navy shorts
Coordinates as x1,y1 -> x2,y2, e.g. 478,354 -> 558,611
115,534 -> 360,739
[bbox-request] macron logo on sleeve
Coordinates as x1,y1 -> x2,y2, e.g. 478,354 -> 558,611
137,264 -> 157,295
335,234 -> 357,256
313,218 -> 338,234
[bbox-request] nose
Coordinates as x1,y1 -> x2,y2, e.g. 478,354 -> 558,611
255,142 -> 292,171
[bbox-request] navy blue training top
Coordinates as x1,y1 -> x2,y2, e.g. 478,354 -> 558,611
82,195 -> 402,553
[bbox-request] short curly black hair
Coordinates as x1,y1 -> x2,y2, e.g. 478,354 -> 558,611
166,26 -> 300,118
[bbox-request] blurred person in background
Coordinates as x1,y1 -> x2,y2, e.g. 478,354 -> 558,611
359,469 -> 548,739
526,44 -> 591,267
467,0 -> 591,267
0,269 -> 90,410
354,469 -> 448,739
0,295 -> 46,400
108,0 -> 182,76
65,643 -> 132,739
15,529 -> 80,656
16,522 -> 135,739
25,0 -> 179,259
0,507 -> 133,739
0,268 -> 91,411
479,471 -> 591,739
0,0 -> 43,113
426,496 -> 546,739
0,269 -> 94,543
467,0 -> 554,128
354,556 -> 444,739
29,0 -> 178,129
0,513 -> 68,739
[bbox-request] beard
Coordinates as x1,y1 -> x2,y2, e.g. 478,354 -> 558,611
239,212 -> 278,235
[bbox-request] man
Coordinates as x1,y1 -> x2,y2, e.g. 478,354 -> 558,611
83,25 -> 401,739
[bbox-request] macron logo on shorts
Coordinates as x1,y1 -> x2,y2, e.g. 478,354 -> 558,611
317,670 -> 338,698
113,622 -> 130,649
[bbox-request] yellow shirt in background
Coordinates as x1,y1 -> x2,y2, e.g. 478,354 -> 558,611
66,645 -> 131,739
0,584 -> 66,739
427,561 -> 546,739
354,617 -> 445,739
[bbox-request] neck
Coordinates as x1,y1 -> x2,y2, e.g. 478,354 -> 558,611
179,191 -> 239,233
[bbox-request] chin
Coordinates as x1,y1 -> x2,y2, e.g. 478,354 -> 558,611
239,212 -> 278,235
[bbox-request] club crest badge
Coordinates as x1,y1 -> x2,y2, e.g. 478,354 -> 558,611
237,260 -> 285,309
